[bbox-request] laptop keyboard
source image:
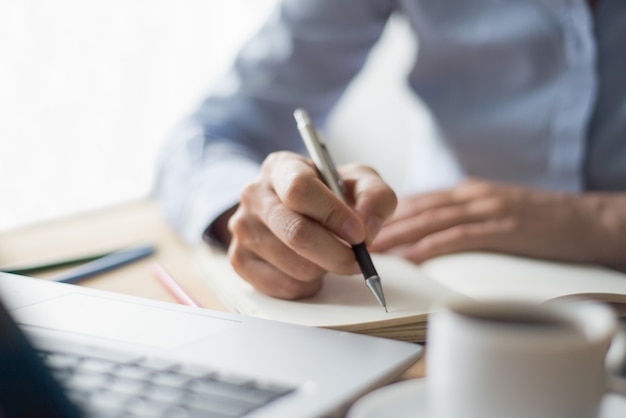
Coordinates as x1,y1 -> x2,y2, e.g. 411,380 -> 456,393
37,349 -> 296,418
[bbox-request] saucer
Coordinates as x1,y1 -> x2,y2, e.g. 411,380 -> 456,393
347,379 -> 626,418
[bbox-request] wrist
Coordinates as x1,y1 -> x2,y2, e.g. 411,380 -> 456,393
583,193 -> 626,267
203,205 -> 238,250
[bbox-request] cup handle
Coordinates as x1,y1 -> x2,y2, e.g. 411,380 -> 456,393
606,328 -> 626,373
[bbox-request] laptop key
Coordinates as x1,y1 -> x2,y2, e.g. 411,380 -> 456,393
113,364 -> 156,380
178,405 -> 240,418
63,371 -> 109,391
174,363 -> 214,379
79,358 -> 119,374
150,370 -> 191,387
65,389 -> 92,405
89,389 -> 134,410
144,385 -> 186,403
137,357 -> 179,371
125,397 -> 171,417
42,351 -> 82,370
50,367 -> 75,383
107,376 -> 149,396
216,374 -> 253,386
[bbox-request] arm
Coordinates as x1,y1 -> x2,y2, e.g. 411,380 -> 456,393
154,0 -> 393,245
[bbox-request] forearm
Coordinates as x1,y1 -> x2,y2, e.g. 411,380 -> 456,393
582,192 -> 626,267
154,131 -> 260,244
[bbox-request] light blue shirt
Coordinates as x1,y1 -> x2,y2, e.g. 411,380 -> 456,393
155,0 -> 626,244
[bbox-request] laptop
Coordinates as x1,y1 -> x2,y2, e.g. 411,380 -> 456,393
0,272 -> 422,418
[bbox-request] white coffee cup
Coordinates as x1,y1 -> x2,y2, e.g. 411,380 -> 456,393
426,298 -> 626,418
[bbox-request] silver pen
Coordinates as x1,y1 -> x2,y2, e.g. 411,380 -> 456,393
293,108 -> 388,312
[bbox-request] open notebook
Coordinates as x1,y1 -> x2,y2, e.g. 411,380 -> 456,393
0,272 -> 421,418
197,249 -> 626,343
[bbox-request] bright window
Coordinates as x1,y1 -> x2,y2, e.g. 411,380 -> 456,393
0,0 -> 277,231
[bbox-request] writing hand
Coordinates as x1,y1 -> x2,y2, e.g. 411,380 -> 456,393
370,178 -> 626,266
227,151 -> 397,299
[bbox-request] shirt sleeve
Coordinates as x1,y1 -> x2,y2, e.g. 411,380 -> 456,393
154,0 -> 393,244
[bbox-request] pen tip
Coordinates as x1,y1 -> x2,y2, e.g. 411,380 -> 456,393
365,275 -> 388,312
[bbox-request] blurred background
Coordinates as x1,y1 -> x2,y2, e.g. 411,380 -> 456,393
0,0 -> 423,233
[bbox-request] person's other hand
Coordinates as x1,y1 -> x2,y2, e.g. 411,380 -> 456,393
227,151 -> 397,299
369,178 -> 626,266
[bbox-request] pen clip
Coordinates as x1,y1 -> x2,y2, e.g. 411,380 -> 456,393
316,137 -> 345,194
294,108 -> 346,199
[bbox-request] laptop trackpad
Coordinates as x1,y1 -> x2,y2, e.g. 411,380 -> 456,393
12,294 -> 240,350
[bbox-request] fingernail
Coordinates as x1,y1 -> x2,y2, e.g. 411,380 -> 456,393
342,219 -> 364,244
366,216 -> 383,242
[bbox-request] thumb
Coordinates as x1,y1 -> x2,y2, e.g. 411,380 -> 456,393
339,164 -> 397,245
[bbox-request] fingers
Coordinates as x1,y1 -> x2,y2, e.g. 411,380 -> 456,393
229,245 -> 324,299
234,176 -> 359,267
266,153 -> 366,244
389,189 -> 460,222
262,198 -> 361,275
368,179 -> 556,263
228,151 -> 396,299
339,164 -> 397,244
385,178 -> 490,223
229,151 -> 377,299
227,207 -> 328,300
397,219 -> 515,263
371,195 -> 507,252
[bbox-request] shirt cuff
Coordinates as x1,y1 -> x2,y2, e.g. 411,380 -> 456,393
156,154 -> 261,246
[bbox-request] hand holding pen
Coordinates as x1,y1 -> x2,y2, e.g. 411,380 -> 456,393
225,110 -> 397,302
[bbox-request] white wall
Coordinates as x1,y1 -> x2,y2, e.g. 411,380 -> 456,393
0,2 -> 422,231
0,0 -> 276,231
